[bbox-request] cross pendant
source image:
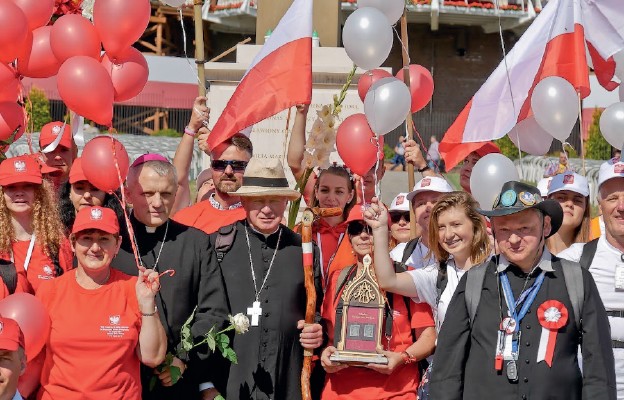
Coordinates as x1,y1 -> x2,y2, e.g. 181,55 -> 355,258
247,301 -> 262,326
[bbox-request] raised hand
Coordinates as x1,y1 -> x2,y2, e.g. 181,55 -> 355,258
362,197 -> 389,232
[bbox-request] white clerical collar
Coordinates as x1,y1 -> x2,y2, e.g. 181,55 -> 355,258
496,247 -> 554,273
247,221 -> 280,238
209,193 -> 242,211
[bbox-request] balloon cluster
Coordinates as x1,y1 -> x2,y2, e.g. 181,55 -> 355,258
336,0 -> 434,176
0,0 -> 151,129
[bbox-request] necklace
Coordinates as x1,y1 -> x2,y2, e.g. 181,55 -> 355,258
132,220 -> 169,271
244,223 -> 282,326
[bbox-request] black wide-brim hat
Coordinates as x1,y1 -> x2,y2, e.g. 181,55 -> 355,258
477,181 -> 563,238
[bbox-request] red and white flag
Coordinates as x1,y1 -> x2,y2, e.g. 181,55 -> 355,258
440,0 -> 624,170
207,0 -> 312,151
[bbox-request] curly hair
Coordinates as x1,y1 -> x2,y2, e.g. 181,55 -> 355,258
427,191 -> 491,265
0,181 -> 64,262
311,165 -> 357,220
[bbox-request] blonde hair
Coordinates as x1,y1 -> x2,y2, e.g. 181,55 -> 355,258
0,181 -> 64,260
427,191 -> 491,265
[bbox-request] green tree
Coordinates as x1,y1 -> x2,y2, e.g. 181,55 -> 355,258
495,135 -> 526,160
26,87 -> 52,132
585,108 -> 611,160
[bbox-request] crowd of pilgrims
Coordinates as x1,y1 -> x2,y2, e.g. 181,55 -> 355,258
0,98 -> 621,400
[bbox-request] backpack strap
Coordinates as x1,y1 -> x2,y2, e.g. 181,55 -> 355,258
559,258 -> 584,333
0,259 -> 18,294
401,238 -> 420,265
579,238 -> 599,270
214,223 -> 237,263
465,263 -> 489,327
435,261 -> 448,305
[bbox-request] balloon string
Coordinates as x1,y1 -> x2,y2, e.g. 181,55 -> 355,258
392,26 -> 410,66
373,137 -> 381,202
409,119 -> 441,174
179,8 -> 206,89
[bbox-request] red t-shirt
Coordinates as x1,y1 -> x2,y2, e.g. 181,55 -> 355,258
2,238 -> 73,294
321,267 -> 435,400
173,200 -> 245,234
36,268 -> 142,400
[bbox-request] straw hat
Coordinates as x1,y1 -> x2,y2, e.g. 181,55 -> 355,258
229,158 -> 300,201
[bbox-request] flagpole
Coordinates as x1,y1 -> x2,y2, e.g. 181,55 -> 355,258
194,0 -> 207,97
400,8 -> 417,238
577,91 -> 586,175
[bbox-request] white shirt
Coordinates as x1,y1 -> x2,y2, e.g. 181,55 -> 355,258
558,236 -> 624,341
390,242 -> 407,262
395,240 -> 436,270
407,259 -> 467,332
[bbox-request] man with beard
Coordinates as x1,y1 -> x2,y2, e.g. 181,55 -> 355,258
111,154 -> 229,400
174,134 -> 252,234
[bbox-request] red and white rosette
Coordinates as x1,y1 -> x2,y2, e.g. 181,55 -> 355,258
536,300 -> 568,367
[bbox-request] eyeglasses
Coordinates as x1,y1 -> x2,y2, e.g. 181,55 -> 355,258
389,211 -> 410,223
347,221 -> 370,236
211,160 -> 248,172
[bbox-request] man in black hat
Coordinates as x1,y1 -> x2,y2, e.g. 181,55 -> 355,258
429,181 -> 616,400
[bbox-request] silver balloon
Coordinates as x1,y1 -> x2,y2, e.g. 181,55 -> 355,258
599,102 -> 624,150
358,0 -> 404,25
470,154 -> 519,211
508,117 -> 554,156
530,76 -> 578,142
364,77 -> 411,136
342,7 -> 393,71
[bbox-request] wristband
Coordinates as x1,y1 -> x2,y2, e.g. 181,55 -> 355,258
400,351 -> 416,364
184,126 -> 197,137
417,165 -> 431,173
141,305 -> 158,317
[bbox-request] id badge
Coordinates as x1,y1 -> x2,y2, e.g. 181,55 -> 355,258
615,265 -> 624,291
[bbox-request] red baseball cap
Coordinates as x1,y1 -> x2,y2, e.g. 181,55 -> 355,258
69,158 -> 87,184
72,206 -> 119,235
29,154 -> 61,176
474,142 -> 501,158
39,121 -> 73,150
0,317 -> 25,351
0,155 -> 43,186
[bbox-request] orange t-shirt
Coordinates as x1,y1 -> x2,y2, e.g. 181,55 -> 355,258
36,268 -> 142,400
2,238 -> 73,294
0,280 -> 8,300
321,268 -> 435,400
173,200 -> 245,234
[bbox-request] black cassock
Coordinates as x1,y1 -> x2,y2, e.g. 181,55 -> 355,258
208,220 -> 322,400
111,214 -> 229,400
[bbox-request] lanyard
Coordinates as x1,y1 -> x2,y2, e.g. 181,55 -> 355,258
317,231 -> 345,285
10,235 -> 37,272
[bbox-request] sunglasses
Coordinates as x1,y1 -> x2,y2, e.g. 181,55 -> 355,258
211,160 -> 248,172
347,221 -> 371,236
389,211 -> 410,223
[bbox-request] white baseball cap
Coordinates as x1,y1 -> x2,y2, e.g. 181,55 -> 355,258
406,176 -> 454,202
548,172 -> 589,197
536,177 -> 552,197
598,158 -> 624,188
389,193 -> 410,212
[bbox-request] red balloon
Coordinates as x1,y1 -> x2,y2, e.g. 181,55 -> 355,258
17,26 -> 61,78
0,79 -> 20,103
101,47 -> 149,102
11,0 -> 54,30
0,293 -> 51,362
0,101 -> 26,142
81,136 -> 130,192
358,69 -> 392,102
395,64 -> 434,113
57,56 -> 114,126
336,114 -> 379,176
51,14 -> 101,63
93,0 -> 151,59
0,63 -> 18,87
0,1 -> 29,64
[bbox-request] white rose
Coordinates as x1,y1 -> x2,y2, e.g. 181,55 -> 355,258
229,313 -> 250,334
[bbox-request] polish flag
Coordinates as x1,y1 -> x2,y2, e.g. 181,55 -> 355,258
440,0 -> 624,170
207,0 -> 312,151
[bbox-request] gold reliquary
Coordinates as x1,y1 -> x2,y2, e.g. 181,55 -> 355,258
330,254 -> 388,365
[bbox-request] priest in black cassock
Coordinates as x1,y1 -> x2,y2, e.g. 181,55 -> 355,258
110,154 -> 229,400
202,157 -> 324,400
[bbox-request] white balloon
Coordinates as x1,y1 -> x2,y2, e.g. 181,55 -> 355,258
507,117 -> 554,156
470,154 -> 519,211
599,102 -> 624,150
358,0 -> 404,25
162,0 -> 186,7
364,77 -> 411,136
342,7 -> 393,71
614,50 -> 624,81
531,76 -> 579,142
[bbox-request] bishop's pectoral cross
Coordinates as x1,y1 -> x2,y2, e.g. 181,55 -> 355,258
247,301 -> 262,326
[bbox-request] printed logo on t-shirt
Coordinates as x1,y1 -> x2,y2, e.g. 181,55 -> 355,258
100,315 -> 130,338
38,265 -> 55,281
14,160 -> 26,173
563,174 -> 574,184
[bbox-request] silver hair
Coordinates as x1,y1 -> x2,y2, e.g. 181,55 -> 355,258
127,160 -> 177,187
